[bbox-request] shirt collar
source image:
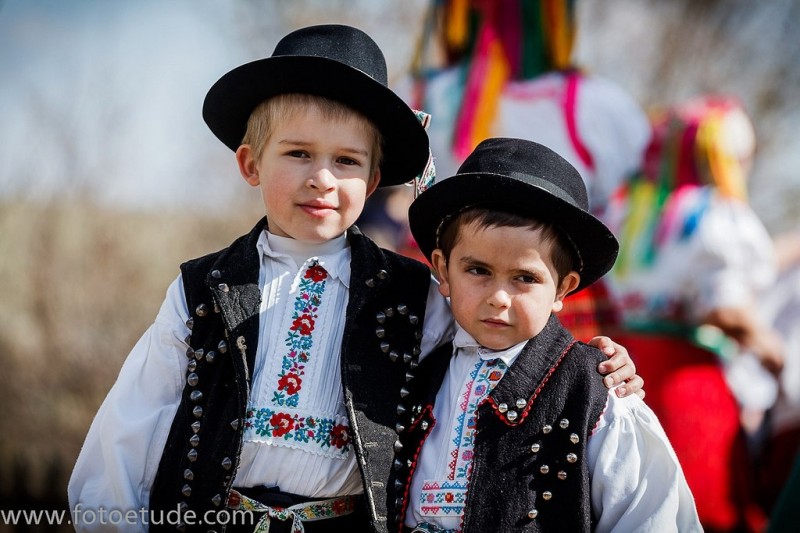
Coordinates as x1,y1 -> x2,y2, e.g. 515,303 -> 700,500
452,325 -> 527,366
256,230 -> 351,288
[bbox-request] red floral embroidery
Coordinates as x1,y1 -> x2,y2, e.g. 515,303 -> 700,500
270,413 -> 295,437
291,314 -> 315,336
246,407 -> 351,455
305,264 -> 328,282
274,262 -> 327,407
332,498 -> 347,515
226,491 -> 241,508
488,370 -> 503,381
278,373 -> 302,395
445,493 -> 454,503
330,424 -> 350,449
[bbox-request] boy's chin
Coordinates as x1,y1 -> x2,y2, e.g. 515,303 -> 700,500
285,227 -> 349,244
473,335 -> 517,352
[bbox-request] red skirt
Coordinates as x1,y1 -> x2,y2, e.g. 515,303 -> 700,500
613,333 -> 767,532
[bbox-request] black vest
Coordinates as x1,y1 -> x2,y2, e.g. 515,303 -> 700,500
391,315 -> 608,532
149,219 -> 436,533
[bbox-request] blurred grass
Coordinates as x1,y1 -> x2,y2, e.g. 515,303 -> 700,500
0,200 -> 262,501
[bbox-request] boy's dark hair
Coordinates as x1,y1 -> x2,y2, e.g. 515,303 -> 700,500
410,138 -> 619,293
437,205 -> 578,283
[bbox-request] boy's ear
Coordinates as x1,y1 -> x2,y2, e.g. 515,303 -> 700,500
552,271 -> 581,313
365,168 -> 381,198
236,145 -> 260,186
430,249 -> 451,297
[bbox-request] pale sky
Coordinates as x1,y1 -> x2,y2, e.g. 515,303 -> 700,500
0,0 -> 432,212
0,0 -> 254,210
2,0 -> 798,228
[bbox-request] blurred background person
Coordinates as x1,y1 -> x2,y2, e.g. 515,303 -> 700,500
605,95 -> 784,532
757,226 -> 800,515
391,0 -> 651,342
402,0 -> 649,212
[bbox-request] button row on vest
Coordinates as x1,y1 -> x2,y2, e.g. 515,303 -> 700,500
365,269 -> 389,288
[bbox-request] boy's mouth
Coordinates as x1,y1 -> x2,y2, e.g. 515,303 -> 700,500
299,199 -> 337,216
482,318 -> 510,328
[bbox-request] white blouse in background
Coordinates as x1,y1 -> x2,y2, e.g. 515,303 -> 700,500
607,190 -> 776,326
395,69 -> 650,212
606,190 -> 780,410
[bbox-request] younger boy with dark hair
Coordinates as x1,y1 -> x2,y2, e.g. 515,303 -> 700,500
393,137 -> 700,532
68,25 -> 641,533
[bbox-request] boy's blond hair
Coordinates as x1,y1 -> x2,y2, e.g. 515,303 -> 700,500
242,93 -> 384,173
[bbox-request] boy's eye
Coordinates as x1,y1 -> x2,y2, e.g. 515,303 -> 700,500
466,266 -> 490,276
337,156 -> 360,166
286,150 -> 309,158
516,273 -> 542,284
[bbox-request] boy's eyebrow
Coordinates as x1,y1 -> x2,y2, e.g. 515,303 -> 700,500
277,139 -> 370,156
459,254 -> 544,276
459,255 -> 493,270
459,255 -> 485,266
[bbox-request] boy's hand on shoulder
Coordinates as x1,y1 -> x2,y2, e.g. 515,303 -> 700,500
590,336 -> 645,400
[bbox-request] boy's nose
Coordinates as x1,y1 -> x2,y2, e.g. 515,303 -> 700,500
308,166 -> 336,192
486,287 -> 511,308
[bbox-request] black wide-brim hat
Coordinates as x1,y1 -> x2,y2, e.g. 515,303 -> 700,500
202,24 -> 429,187
409,138 -> 619,293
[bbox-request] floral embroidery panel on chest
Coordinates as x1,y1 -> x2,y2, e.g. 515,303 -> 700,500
244,261 -> 351,458
421,356 -> 509,518
274,262 -> 327,407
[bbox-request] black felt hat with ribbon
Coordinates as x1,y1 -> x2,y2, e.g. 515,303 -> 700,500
409,137 -> 619,292
202,24 -> 429,187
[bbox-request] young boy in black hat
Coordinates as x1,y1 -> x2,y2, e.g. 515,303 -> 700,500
68,25 -> 641,533
393,138 -> 700,532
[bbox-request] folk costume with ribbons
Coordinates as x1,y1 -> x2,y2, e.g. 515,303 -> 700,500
400,0 -> 649,342
605,95 -> 777,532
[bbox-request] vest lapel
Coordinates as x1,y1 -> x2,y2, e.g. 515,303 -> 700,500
488,315 -> 576,419
346,225 -> 391,319
208,217 -> 266,382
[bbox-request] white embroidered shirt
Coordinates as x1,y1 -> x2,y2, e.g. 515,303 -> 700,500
68,229 -> 455,529
405,326 -> 701,533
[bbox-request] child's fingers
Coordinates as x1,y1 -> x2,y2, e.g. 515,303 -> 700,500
615,375 -> 646,399
588,335 -> 616,356
592,337 -> 645,397
601,353 -> 635,381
